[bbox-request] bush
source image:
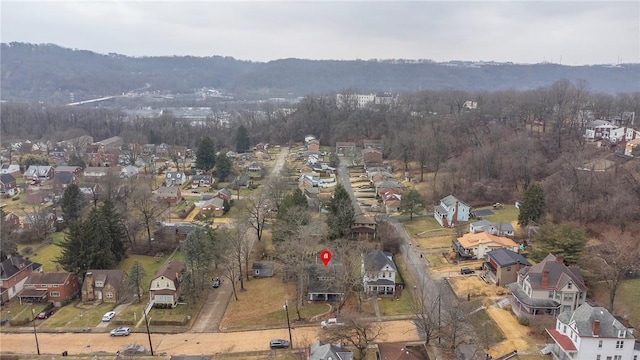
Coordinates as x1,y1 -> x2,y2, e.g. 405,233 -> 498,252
518,316 -> 530,326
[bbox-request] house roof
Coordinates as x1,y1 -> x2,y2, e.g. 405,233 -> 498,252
157,186 -> 180,196
0,256 -> 41,279
53,173 -> 75,185
471,220 -> 492,228
440,195 -> 470,208
252,261 -> 274,270
55,166 -> 81,173
309,340 -> 353,360
375,181 -> 402,189
456,232 -> 517,249
159,222 -> 196,236
377,343 -> 428,360
306,263 -> 344,293
546,329 -> 577,352
83,269 -> 125,289
506,283 -> 559,308
485,248 -> 530,267
0,173 -> 16,184
354,214 -> 376,225
364,249 -> 397,272
25,272 -> 72,285
151,260 -> 185,283
557,303 -> 634,338
520,254 -> 587,291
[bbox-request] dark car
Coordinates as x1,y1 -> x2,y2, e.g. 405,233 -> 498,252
460,267 -> 475,275
37,310 -> 54,319
212,278 -> 221,288
270,339 -> 290,349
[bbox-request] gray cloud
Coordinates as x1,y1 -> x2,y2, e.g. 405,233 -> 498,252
1,1 -> 638,65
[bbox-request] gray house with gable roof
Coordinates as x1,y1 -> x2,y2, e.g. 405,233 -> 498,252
434,195 -> 471,228
483,248 -> 530,286
308,340 -> 353,360
362,249 -> 398,297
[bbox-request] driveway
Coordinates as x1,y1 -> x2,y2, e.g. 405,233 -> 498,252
189,277 -> 233,333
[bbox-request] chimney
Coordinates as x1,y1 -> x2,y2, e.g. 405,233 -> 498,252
556,255 -> 564,264
593,320 -> 600,336
452,201 -> 460,226
541,271 -> 549,287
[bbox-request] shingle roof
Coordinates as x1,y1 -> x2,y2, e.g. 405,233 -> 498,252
84,269 -> 125,289
440,195 -> 470,208
25,272 -> 71,285
0,256 -> 41,279
364,250 -> 397,272
309,340 -> 353,360
457,232 -> 517,249
486,248 -> 530,267
0,174 -> 16,184
521,254 -> 587,291
152,260 -> 185,283
557,303 -> 634,338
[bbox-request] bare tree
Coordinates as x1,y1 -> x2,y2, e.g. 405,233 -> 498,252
130,184 -> 164,245
264,175 -> 291,210
581,230 -> 640,312
321,313 -> 384,360
246,194 -> 269,242
221,219 -> 252,294
331,239 -> 372,314
440,294 -> 474,355
410,277 -> 442,346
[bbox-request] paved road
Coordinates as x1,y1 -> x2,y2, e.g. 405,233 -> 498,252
0,319 -> 419,356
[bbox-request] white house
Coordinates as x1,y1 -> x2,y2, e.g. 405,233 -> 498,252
507,254 -> 588,316
165,171 -> 186,186
452,232 -> 519,260
609,127 -> 640,143
120,165 -> 139,179
584,120 -> 616,141
362,250 -> 397,297
470,220 -> 515,237
546,303 -> 639,360
149,260 -> 184,308
434,195 -> 471,227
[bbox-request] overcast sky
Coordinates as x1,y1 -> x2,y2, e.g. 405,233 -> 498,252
1,1 -> 638,65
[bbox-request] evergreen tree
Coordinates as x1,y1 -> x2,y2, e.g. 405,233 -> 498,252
195,136 -> 216,171
400,189 -> 422,220
99,200 -> 127,261
518,184 -> 545,227
0,208 -> 17,260
327,184 -> 355,240
126,261 -> 147,302
60,183 -> 85,222
278,188 -> 308,218
214,152 -> 232,182
235,125 -> 250,153
85,208 -> 117,269
183,227 -> 215,297
57,220 -> 91,277
531,222 -> 587,264
67,153 -> 86,168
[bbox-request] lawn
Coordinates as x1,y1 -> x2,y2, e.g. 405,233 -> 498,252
0,301 -> 50,322
22,231 -> 66,272
377,290 -> 412,316
468,307 -> 506,351
116,254 -> 168,298
477,205 -> 520,226
43,302 -> 114,328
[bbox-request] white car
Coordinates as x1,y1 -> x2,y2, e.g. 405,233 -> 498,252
110,327 -> 130,336
102,311 -> 116,322
320,318 -> 343,329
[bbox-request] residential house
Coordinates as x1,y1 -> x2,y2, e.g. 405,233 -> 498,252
231,175 -> 251,188
142,144 -> 156,156
81,270 -> 127,303
201,197 -> 225,216
156,186 -> 182,204
96,136 -> 123,150
363,139 -> 384,151
155,222 -> 196,244
215,188 -> 232,202
584,120 -> 616,141
470,220 -> 515,237
52,172 -> 77,190
52,145 -> 71,160
246,162 -> 264,179
165,171 -> 186,186
483,248 -> 531,286
255,143 -> 266,151
362,249 -> 398,297
149,260 -> 185,308
625,138 -> 640,157
84,143 -> 105,165
363,148 -> 384,169
307,139 -> 320,152
23,165 -> 54,181
453,232 -> 519,260
308,340 -> 353,360
0,164 -> 21,177
335,142 -> 356,157
3,212 -> 21,229
252,262 -> 275,278
120,165 -> 139,179
546,303 -> 639,360
22,212 -> 56,231
434,195 -> 471,228
375,180 -> 402,197
351,214 -> 377,240
83,166 -> 119,178
307,262 -> 344,302
0,255 -> 43,303
507,254 -> 588,316
304,135 -> 317,144
377,343 -> 428,360
0,174 -> 18,198
17,272 -> 79,306
381,189 -> 402,213
155,143 -> 171,157
54,166 -> 83,176
190,174 -> 214,188
609,126 -> 640,143
78,183 -> 102,199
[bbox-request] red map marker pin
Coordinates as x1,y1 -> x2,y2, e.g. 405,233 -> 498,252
320,250 -> 332,267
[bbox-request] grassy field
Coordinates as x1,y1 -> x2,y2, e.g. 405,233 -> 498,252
591,279 -> 640,327
476,205 -> 520,227
22,232 -> 66,272
43,302 -> 113,328
468,307 -> 506,350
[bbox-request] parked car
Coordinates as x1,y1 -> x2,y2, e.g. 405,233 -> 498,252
358,184 -> 370,189
123,344 -> 145,354
102,311 -> 116,322
460,267 -> 475,275
212,278 -> 221,288
269,339 -> 290,349
37,310 -> 54,319
110,327 -> 130,336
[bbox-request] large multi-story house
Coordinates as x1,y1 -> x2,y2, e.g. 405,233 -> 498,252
362,249 -> 397,297
483,248 -> 531,286
507,254 -> 588,316
0,174 -> 18,198
81,270 -> 127,303
0,256 -> 43,304
545,303 -> 639,360
17,272 -> 80,306
434,195 -> 471,228
453,232 -> 519,260
149,260 -> 185,308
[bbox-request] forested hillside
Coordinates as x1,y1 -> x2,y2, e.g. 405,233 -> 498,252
2,42 -> 639,103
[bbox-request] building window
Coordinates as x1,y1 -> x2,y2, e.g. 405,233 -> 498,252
50,291 -> 60,297
597,355 -> 601,360
106,292 -> 114,299
599,340 -> 603,349
156,281 -> 160,287
564,294 -> 573,301
616,340 -> 624,349
614,356 -> 621,360
563,325 -> 567,333
507,266 -> 511,271
567,282 -> 572,289
166,281 -> 170,287
549,291 -> 554,299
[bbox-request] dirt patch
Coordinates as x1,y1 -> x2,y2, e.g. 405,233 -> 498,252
485,307 -> 541,357
448,276 -> 507,300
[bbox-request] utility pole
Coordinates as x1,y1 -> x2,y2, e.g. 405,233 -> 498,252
143,309 -> 155,355
284,300 -> 293,347
31,308 -> 40,355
